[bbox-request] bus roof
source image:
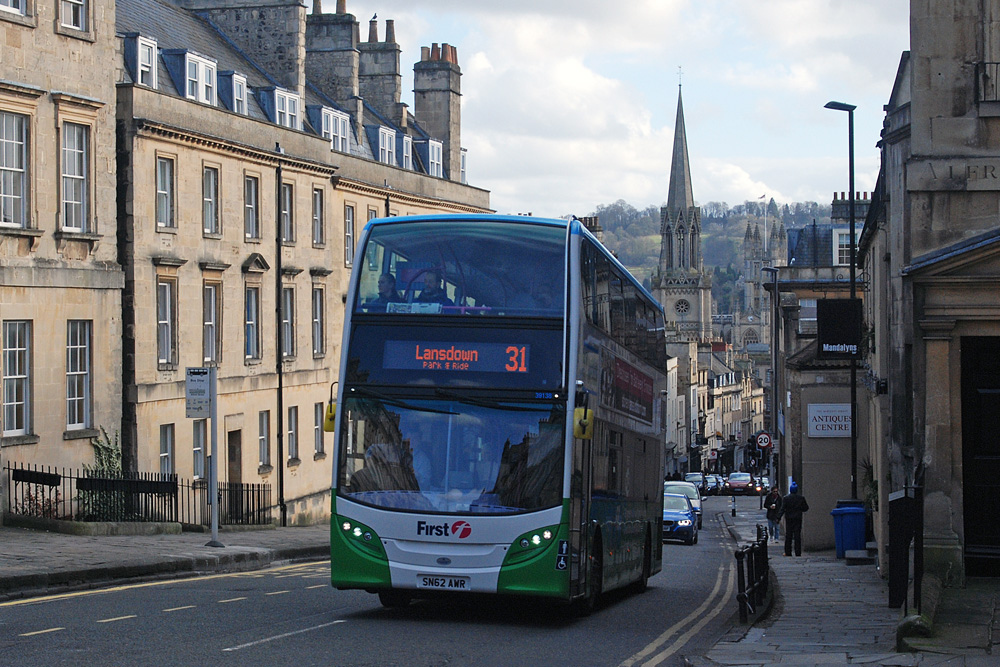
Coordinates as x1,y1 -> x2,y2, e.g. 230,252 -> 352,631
362,214 -> 663,314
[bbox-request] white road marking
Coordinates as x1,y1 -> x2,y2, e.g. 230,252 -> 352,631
218,597 -> 247,603
222,619 -> 346,652
97,615 -> 137,623
19,627 -> 64,637
163,605 -> 196,612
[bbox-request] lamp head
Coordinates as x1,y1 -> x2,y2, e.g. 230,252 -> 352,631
825,101 -> 856,112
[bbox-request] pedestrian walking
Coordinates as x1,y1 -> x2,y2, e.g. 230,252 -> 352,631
765,487 -> 783,542
778,481 -> 809,556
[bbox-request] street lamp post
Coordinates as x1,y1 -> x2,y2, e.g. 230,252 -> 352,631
762,265 -> 779,489
824,100 -> 858,500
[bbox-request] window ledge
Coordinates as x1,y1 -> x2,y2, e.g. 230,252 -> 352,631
157,363 -> 179,372
54,230 -> 101,253
287,457 -> 301,468
0,10 -> 37,29
0,226 -> 44,250
258,464 -> 273,475
313,451 -> 327,461
203,232 -> 223,241
156,225 -> 178,235
63,427 -> 99,441
1,434 -> 40,447
55,24 -> 95,43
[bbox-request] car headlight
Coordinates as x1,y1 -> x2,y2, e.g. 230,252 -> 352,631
677,519 -> 692,527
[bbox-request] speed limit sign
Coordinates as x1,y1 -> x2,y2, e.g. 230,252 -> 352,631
756,432 -> 772,449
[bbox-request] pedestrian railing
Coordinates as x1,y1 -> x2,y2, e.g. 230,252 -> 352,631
735,524 -> 770,623
5,462 -> 272,527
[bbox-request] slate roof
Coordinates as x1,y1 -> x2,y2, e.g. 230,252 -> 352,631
786,222 -> 836,267
116,0 -> 434,169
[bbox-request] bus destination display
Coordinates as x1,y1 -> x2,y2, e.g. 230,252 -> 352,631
383,341 -> 530,373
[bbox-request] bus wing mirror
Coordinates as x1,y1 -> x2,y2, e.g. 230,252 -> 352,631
323,381 -> 338,432
573,407 -> 593,440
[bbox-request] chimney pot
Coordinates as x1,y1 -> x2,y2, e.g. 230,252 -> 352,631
385,19 -> 395,43
368,18 -> 378,43
336,0 -> 346,13
431,43 -> 441,60
421,46 -> 430,61
313,0 -> 322,14
451,45 -> 458,65
442,43 -> 451,63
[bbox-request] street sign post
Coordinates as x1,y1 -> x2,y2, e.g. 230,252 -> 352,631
187,367 -> 223,548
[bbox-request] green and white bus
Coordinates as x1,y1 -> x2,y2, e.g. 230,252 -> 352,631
328,214 -> 667,610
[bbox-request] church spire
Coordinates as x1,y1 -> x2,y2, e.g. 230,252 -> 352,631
666,86 -> 695,215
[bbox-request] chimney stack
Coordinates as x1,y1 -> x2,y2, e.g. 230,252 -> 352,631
414,41 -> 462,181
359,17 -> 403,123
305,1 -> 363,139
187,0 -> 306,96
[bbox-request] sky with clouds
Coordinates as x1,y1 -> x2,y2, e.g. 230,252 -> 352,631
335,0 -> 910,218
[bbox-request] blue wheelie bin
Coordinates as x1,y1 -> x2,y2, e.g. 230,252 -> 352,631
830,503 -> 866,558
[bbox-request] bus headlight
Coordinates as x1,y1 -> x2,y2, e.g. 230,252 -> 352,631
353,527 -> 363,537
342,521 -> 352,531
542,530 -> 553,540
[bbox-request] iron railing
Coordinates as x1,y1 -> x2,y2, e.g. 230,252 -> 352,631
5,462 -> 272,527
735,524 -> 770,623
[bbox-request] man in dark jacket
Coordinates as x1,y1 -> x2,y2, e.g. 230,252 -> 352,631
778,481 -> 809,556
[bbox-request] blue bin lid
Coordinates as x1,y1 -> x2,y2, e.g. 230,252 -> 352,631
830,506 -> 865,515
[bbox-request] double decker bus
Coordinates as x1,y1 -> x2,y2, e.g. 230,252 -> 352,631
328,214 -> 668,610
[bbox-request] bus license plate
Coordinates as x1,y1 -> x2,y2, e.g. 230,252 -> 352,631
417,575 -> 469,591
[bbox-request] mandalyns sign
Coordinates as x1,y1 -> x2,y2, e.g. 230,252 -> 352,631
807,403 -> 851,438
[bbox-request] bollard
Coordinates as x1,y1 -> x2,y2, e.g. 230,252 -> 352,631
731,494 -> 737,517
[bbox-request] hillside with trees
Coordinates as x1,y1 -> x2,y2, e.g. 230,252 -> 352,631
592,198 -> 832,313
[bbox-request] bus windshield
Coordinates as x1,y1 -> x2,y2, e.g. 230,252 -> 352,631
338,396 -> 565,514
354,219 -> 566,317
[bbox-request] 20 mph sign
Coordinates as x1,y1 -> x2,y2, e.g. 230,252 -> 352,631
756,432 -> 772,449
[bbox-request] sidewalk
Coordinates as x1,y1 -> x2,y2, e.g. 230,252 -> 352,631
0,521 -> 330,601
1,513 -> 997,665
687,506 -> 1000,666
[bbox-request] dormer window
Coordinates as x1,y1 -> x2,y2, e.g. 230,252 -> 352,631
233,75 -> 247,115
378,128 -> 396,166
186,53 -> 217,105
321,109 -> 349,152
275,90 -> 300,129
833,229 -> 858,266
137,37 -> 157,88
428,140 -> 443,178
402,135 -> 412,170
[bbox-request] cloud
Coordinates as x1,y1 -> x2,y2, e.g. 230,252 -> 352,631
340,0 -> 907,222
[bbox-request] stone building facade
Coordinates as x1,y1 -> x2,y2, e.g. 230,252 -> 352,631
863,0 -> 1000,582
0,0 -> 124,470
2,0 -> 489,526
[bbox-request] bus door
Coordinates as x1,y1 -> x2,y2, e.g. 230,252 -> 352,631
569,412 -> 594,599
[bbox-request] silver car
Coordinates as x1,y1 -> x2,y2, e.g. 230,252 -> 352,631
663,480 -> 704,529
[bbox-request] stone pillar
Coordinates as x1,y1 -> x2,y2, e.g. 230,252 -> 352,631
919,318 -> 964,586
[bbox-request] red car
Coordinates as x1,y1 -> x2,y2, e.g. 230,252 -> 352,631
724,472 -> 757,495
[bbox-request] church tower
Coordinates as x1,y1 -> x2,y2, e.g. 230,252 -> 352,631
651,87 -> 712,341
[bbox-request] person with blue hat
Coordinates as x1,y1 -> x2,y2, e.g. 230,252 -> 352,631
778,481 -> 810,556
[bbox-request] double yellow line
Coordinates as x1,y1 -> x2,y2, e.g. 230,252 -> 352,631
619,560 -> 736,666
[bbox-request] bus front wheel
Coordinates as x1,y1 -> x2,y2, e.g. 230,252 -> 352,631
377,589 -> 412,608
